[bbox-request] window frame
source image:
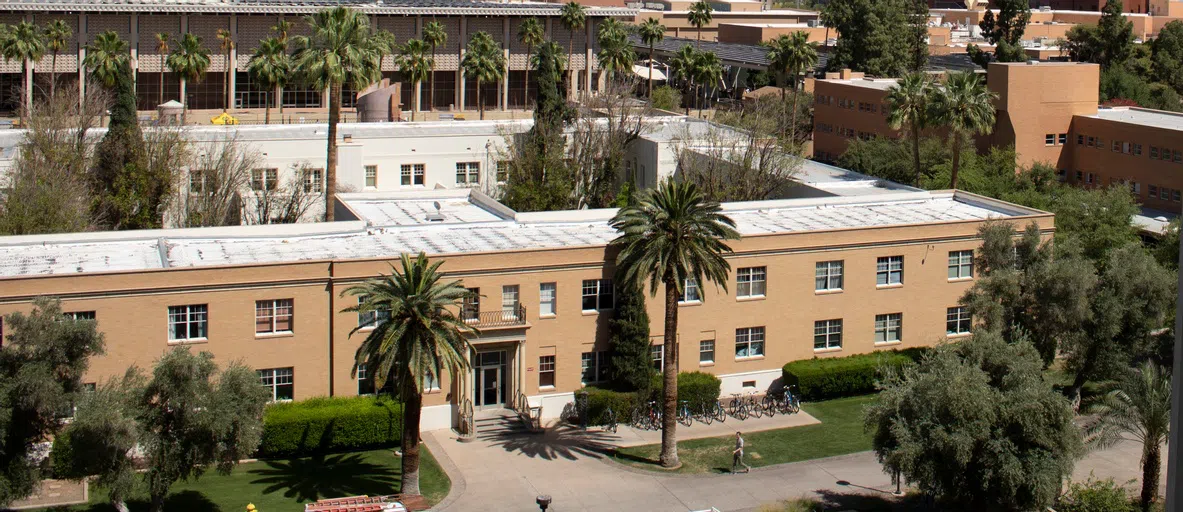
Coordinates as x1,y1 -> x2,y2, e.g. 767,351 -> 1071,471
946,306 -> 972,336
815,260 -> 844,291
255,299 -> 294,335
679,278 -> 702,304
651,344 -> 664,371
947,250 -> 974,280
501,285 -> 520,319
735,326 -> 766,359
400,163 -> 426,186
539,282 -> 557,317
167,304 -> 208,342
456,161 -> 480,185
580,350 -> 610,385
356,295 -> 390,330
581,279 -> 614,312
64,311 -> 96,321
699,340 -> 715,364
813,319 -> 843,351
302,168 -> 324,193
737,266 -> 767,298
876,256 -> 904,286
251,168 -> 279,191
258,367 -> 294,401
364,165 -> 378,188
538,355 -> 556,388
874,313 -> 903,344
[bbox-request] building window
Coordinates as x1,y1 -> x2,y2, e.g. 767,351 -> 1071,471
1133,143 -> 1142,156
1058,133 -> 1067,145
948,250 -> 974,279
581,279 -> 613,312
358,364 -> 374,395
1087,173 -> 1095,184
1113,140 -> 1121,152
1152,146 -> 1160,159
1087,136 -> 1095,147
539,355 -> 555,388
1096,137 -> 1104,149
1174,189 -> 1181,202
1076,170 -> 1083,182
946,306 -> 972,335
462,288 -> 480,321
876,256 -> 904,286
501,285 -> 520,319
496,161 -> 509,183
539,282 -> 557,316
258,367 -> 294,401
1150,185 -> 1158,198
581,351 -> 609,384
64,311 -> 96,321
302,168 -> 324,193
735,326 -> 765,358
365,165 -> 378,188
357,295 -> 390,329
680,278 -> 701,303
651,344 -> 664,371
456,162 -> 480,185
1045,134 -> 1055,146
251,168 -> 278,191
255,299 -> 293,334
168,304 -> 208,341
1077,134 -> 1085,145
813,319 -> 843,350
815,261 -> 844,291
189,170 -> 208,194
400,164 -> 425,186
875,313 -> 902,344
700,340 -> 715,364
423,370 -> 439,391
737,266 -> 767,298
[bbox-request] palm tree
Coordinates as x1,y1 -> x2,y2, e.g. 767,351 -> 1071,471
693,50 -> 721,118
930,71 -> 996,190
83,30 -> 129,90
637,18 -> 665,106
155,33 -> 170,106
422,20 -> 447,112
216,28 -> 234,111
1085,362 -> 1171,512
885,72 -> 934,187
396,39 -> 433,121
43,20 -> 71,99
559,1 -> 586,92
342,252 -> 476,497
762,32 -> 817,142
292,6 -> 385,221
271,20 -> 292,119
461,32 -> 506,120
596,20 -> 635,81
668,45 -> 697,116
1,21 -> 45,122
247,37 -> 290,125
688,0 -> 713,45
517,17 -> 544,108
166,32 -> 211,124
610,180 -> 739,469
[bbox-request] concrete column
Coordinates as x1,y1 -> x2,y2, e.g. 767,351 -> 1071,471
457,16 -> 466,112
229,15 -> 238,110
130,14 -> 138,98
180,15 -> 188,107
78,14 -> 87,110
502,17 -> 509,111
23,14 -> 31,115
584,20 -> 592,97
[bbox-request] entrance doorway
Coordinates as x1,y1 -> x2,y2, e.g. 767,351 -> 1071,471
474,350 -> 507,410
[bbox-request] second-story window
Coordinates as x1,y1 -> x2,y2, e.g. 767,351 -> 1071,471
948,250 -> 974,280
735,326 -> 765,358
251,168 -> 278,191
456,162 -> 480,185
581,279 -> 613,312
815,261 -> 843,291
357,295 -> 390,329
502,285 -> 520,319
947,306 -> 972,335
462,288 -> 480,321
365,165 -> 378,188
680,278 -> 701,303
876,256 -> 904,286
256,299 -> 294,335
496,161 -> 509,183
168,304 -> 208,341
737,266 -> 766,298
539,283 -> 557,316
302,168 -> 324,193
401,164 -> 425,186
64,311 -> 96,321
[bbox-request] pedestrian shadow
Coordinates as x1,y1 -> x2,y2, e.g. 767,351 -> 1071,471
248,451 -> 400,503
483,424 -> 620,461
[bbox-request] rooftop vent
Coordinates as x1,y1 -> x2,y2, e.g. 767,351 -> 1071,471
1027,60 -> 1039,65
425,201 -> 446,222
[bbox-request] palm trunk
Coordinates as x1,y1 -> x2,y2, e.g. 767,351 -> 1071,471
789,73 -> 800,145
412,80 -> 419,122
429,47 -> 436,111
524,43 -> 533,109
325,82 -> 341,221
684,80 -> 691,116
264,89 -> 271,125
1141,441 -> 1161,511
658,274 -> 681,468
20,61 -> 28,126
277,84 -> 284,119
949,131 -> 962,190
477,79 -> 484,120
51,51 -> 58,98
159,60 -> 165,106
647,44 -> 655,106
911,119 -> 922,187
568,34 -> 575,95
181,77 -> 188,124
401,388 -> 424,496
223,53 -> 229,112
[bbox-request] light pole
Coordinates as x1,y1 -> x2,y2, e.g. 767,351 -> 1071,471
536,495 -> 552,511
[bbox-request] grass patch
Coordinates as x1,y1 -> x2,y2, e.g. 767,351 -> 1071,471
49,448 -> 449,512
612,395 -> 876,474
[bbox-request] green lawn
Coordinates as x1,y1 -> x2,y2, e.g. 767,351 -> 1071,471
611,395 -> 876,474
58,448 -> 450,512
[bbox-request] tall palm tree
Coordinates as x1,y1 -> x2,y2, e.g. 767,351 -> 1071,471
885,72 -> 934,187
668,45 -> 697,116
461,31 -> 506,120
155,33 -> 170,106
559,1 -> 586,92
930,71 -> 996,190
610,180 -> 739,469
596,20 -> 634,81
762,32 -> 817,141
166,32 -> 211,124
1085,362 -> 1171,512
422,20 -> 447,112
396,39 -> 433,121
1,21 -> 45,122
271,20 -> 292,119
342,252 -> 476,497
83,30 -> 129,90
517,17 -> 544,108
687,0 -> 713,45
292,6 -> 385,221
247,37 -> 290,125
637,18 -> 665,106
43,20 -> 71,99
693,50 -> 721,118
216,28 -> 234,111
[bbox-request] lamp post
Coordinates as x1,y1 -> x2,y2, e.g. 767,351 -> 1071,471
536,495 -> 552,511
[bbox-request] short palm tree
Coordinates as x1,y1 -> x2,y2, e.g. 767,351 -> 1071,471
886,72 -> 934,187
693,50 -> 722,118
396,39 -> 433,121
517,17 -> 545,108
611,180 -> 739,469
292,6 -> 385,221
422,20 -> 447,111
271,20 -> 293,118
216,28 -> 234,111
43,20 -> 72,99
1085,362 -> 1171,512
342,252 -> 476,497
559,1 -> 586,90
246,37 -> 290,125
637,18 -> 665,106
2,21 -> 45,121
688,0 -> 713,45
166,33 -> 211,123
668,45 -> 697,116
155,33 -> 170,106
461,31 -> 506,120
930,71 -> 996,190
596,21 -> 635,80
763,31 -> 817,141
84,30 -> 129,90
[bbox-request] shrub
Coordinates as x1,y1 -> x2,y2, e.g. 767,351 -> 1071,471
782,349 -> 926,401
582,386 -> 638,425
1058,477 -> 1135,512
678,371 -> 722,413
259,395 -> 403,457
651,85 -> 682,112
582,371 -> 723,423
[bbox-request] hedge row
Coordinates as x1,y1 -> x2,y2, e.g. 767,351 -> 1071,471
259,395 -> 403,457
582,371 -> 722,424
781,348 -> 927,401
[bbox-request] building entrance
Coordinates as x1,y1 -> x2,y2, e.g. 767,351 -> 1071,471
474,350 -> 507,409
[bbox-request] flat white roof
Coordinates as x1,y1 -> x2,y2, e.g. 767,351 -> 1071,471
0,190 -> 1043,278
1088,107 -> 1183,132
720,22 -> 810,28
818,78 -> 900,91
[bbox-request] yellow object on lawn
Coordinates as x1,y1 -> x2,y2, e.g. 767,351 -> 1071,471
211,112 -> 239,125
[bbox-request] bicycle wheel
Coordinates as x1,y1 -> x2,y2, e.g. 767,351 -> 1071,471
761,395 -> 777,418
749,398 -> 763,419
679,410 -> 692,427
714,402 -> 727,423
605,408 -> 617,433
789,395 -> 801,414
728,397 -> 741,417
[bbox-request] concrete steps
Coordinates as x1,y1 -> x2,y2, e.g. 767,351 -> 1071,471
473,409 -> 529,439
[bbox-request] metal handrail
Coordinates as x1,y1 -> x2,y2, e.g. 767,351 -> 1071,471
462,303 -> 528,328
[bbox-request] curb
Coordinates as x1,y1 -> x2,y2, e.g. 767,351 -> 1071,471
422,432 -> 467,511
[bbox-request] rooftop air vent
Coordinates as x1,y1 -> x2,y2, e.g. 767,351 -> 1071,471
426,201 -> 446,222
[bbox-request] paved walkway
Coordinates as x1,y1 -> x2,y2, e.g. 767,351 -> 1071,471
593,409 -> 820,448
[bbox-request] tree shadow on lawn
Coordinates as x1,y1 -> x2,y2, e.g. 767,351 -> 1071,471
72,490 -> 222,512
484,424 -> 620,462
248,452 -> 400,503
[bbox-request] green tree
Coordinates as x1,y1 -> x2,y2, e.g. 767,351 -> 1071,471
650,84 -> 680,111
688,0 -> 713,45
611,180 -> 740,468
84,30 -> 129,91
461,31 -> 506,120
820,0 -> 926,77
0,21 -> 44,122
422,20 -> 447,112
693,50 -> 722,117
608,196 -> 653,391
54,373 -> 143,512
1065,0 -> 1134,70
292,7 -> 386,221
1152,21 -> 1183,95
597,19 -> 635,80
885,72 -> 933,187
216,28 -> 234,111
154,33 -> 170,106
1085,362 -> 1171,511
637,18 -> 666,105
969,0 -> 1030,67
668,45 -> 697,116
166,32 -> 211,123
343,253 -> 474,496
930,71 -> 996,190
1049,185 -> 1139,262
1059,478 -> 1137,512
763,32 -> 817,141
500,41 -> 575,212
396,39 -> 433,121
42,20 -> 71,99
518,18 -> 545,108
246,37 -> 291,125
271,20 -> 293,118
0,298 -> 105,507
865,332 -> 1083,509
559,2 -> 586,90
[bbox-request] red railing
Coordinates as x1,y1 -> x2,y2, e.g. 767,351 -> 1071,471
462,303 -> 527,328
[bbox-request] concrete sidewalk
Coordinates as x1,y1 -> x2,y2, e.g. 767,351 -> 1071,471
590,409 -> 820,448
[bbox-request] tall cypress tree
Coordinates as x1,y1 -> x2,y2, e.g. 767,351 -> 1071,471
608,277 -> 653,391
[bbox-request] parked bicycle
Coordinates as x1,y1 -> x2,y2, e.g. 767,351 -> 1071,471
728,392 -> 751,420
603,406 -> 618,433
696,398 -> 726,425
677,400 -> 693,427
746,391 -> 765,419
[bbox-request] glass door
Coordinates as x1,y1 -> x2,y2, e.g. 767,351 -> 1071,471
473,350 -> 507,409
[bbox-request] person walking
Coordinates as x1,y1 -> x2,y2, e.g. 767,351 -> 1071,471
732,431 -> 750,473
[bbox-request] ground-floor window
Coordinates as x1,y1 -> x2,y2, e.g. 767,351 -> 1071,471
539,355 -> 555,388
581,351 -> 609,384
258,367 -> 294,401
651,344 -> 664,371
